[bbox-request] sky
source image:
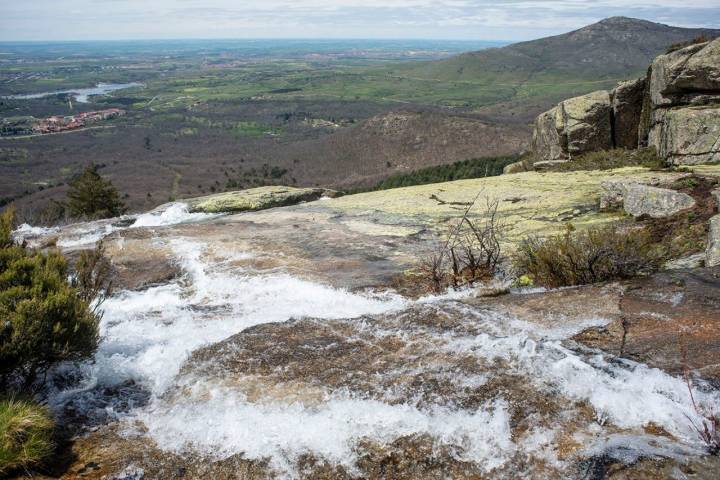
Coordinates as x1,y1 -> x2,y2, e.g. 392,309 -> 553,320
1,0 -> 719,42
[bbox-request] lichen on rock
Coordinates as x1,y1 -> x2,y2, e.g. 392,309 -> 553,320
185,186 -> 339,213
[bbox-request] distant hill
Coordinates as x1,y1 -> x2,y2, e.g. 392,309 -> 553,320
404,17 -> 720,81
388,17 -> 720,122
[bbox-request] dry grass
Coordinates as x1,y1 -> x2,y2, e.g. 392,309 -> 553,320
0,397 -> 54,476
666,34 -> 714,54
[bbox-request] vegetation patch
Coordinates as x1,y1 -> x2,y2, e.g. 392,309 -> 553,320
66,164 -> 127,220
0,397 -> 54,476
0,208 -> 100,388
666,34 -> 716,54
543,148 -> 664,172
513,223 -> 665,288
357,155 -> 519,193
643,175 -> 720,258
402,195 -> 505,294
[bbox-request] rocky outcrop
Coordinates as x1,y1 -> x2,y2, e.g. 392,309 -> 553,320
185,186 -> 339,213
560,90 -> 614,156
531,91 -> 613,163
531,107 -> 564,162
612,77 -> 645,149
646,40 -> 720,108
644,38 -> 720,165
528,38 -> 720,169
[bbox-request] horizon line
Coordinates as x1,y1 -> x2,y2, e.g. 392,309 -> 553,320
0,37 -> 514,44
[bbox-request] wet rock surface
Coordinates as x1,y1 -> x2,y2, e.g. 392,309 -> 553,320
50,274 -> 720,479
573,267 -> 720,382
12,172 -> 720,479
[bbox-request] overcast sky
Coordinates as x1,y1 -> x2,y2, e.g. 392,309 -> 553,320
2,1 -> 719,42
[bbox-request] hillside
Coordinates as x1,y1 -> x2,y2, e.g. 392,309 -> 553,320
404,17 -> 720,81
3,109 -> 529,217
389,17 -> 720,121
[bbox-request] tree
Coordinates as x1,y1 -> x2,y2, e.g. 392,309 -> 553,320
0,208 -> 100,389
66,164 -> 126,219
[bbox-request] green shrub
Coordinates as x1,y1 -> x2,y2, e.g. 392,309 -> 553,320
67,164 -> 126,220
513,224 -> 665,288
0,397 -> 54,476
0,208 -> 99,388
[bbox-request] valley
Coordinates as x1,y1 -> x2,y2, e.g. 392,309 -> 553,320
3,17 -> 717,220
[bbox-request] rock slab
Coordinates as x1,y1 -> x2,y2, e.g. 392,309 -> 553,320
185,186 -> 339,213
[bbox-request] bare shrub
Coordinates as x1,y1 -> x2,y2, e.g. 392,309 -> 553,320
71,241 -> 114,313
513,223 -> 664,288
418,195 -> 505,293
680,337 -> 720,455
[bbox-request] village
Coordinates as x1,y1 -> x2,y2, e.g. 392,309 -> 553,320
31,108 -> 125,134
0,108 -> 126,137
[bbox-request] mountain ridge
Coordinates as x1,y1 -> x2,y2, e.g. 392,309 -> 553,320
400,17 -> 720,81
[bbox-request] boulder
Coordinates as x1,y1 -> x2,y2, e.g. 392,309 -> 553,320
707,214 -> 720,267
532,160 -> 569,171
559,90 -> 613,157
185,186 -> 339,213
649,39 -> 720,108
611,77 -> 645,149
599,180 -> 635,210
712,189 -> 720,208
502,161 -> 526,174
653,107 -> 720,165
530,91 -> 614,165
531,106 -> 565,162
622,183 -> 695,218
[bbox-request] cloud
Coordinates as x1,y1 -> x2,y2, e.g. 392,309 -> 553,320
1,0 -> 719,41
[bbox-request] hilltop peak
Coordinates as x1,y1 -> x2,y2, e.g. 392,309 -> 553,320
595,16 -> 655,26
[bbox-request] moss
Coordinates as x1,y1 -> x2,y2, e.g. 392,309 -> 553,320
0,398 -> 54,476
